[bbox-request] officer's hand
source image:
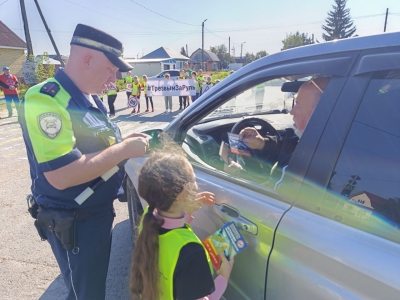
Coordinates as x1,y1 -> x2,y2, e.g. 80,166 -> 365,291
123,132 -> 151,141
217,251 -> 234,280
239,127 -> 265,150
123,137 -> 149,158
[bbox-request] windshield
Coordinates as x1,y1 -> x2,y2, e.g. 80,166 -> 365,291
202,78 -> 297,121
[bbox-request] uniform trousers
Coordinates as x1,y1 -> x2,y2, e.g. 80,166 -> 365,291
44,208 -> 115,300
107,94 -> 117,115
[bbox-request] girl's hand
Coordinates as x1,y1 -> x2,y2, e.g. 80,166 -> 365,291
217,252 -> 234,280
196,191 -> 215,206
184,192 -> 215,214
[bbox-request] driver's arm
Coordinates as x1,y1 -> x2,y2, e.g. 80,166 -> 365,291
239,127 -> 281,159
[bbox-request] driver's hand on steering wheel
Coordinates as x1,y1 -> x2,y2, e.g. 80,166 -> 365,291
239,127 -> 265,150
223,159 -> 243,176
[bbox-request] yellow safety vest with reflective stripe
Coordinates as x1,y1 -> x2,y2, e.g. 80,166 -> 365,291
131,82 -> 141,96
141,81 -> 147,95
107,82 -> 117,95
139,206 -> 213,300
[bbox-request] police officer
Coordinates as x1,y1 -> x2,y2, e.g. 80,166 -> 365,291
19,24 -> 149,300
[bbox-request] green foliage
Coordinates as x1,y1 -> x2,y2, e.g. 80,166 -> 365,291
209,71 -> 230,83
322,0 -> 356,41
35,52 -> 56,83
116,79 -> 125,91
281,32 -> 314,50
209,44 -> 235,69
255,50 -> 268,60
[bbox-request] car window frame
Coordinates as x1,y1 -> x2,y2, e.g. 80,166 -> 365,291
173,52 -> 359,203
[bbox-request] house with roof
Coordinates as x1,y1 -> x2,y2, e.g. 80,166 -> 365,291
0,21 -> 27,77
349,191 -> 387,211
120,47 -> 189,78
189,49 -> 221,71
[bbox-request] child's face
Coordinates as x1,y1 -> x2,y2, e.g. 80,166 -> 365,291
134,78 -> 138,84
192,74 -> 196,79
143,77 -> 147,82
165,76 -> 170,80
207,77 -> 211,83
199,71 -> 202,75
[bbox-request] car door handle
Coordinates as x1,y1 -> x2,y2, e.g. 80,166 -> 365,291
214,204 -> 258,235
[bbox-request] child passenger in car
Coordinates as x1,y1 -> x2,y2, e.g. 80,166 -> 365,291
130,144 -> 234,300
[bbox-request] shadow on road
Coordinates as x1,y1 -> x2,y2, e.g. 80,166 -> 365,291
39,219 -> 133,300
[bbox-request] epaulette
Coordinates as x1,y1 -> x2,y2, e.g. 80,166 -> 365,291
40,82 -> 60,97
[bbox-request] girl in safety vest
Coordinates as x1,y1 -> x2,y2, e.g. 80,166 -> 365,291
131,76 -> 141,114
191,71 -> 200,102
197,69 -> 204,96
130,147 -> 234,300
106,82 -> 118,117
124,71 -> 133,100
142,75 -> 154,112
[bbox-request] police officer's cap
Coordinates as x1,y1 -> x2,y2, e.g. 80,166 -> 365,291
71,24 -> 132,72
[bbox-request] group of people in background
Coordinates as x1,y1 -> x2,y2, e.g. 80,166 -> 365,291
97,61 -> 233,118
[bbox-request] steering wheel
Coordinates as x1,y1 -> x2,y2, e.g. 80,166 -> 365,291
230,117 -> 281,174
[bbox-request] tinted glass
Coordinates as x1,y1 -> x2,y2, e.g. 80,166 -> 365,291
325,70 -> 400,242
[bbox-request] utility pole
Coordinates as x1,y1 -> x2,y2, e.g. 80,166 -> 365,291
384,8 -> 389,32
19,0 -> 34,58
232,46 -> 235,58
228,36 -> 230,57
202,19 -> 207,70
186,44 -> 189,57
240,42 -> 246,59
34,0 -> 65,67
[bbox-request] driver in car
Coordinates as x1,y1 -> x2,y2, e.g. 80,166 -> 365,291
225,77 -> 330,188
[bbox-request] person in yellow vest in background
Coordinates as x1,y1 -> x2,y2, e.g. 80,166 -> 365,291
178,69 -> 188,110
255,82 -> 265,111
130,145 -> 234,300
124,71 -> 133,100
191,71 -> 200,102
106,81 -> 118,117
130,75 -> 141,114
197,69 -> 204,96
142,75 -> 154,112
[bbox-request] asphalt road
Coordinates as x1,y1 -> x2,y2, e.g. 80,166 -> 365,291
0,92 -> 181,300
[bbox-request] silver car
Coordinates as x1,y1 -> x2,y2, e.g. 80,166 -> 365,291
125,32 -> 400,299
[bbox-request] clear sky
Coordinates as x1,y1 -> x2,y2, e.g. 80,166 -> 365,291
1,0 -> 399,59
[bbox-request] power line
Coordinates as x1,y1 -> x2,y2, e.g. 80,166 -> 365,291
205,27 -> 229,40
130,0 -> 200,27
0,0 -> 10,7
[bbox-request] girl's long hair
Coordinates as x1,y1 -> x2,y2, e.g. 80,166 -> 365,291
130,146 -> 194,300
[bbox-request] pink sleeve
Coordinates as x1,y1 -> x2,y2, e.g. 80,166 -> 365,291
199,275 -> 228,300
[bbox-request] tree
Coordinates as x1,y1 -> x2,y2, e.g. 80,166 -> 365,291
322,0 -> 356,41
35,52 -> 55,83
281,32 -> 314,51
209,44 -> 234,69
255,50 -> 268,60
243,52 -> 256,65
180,47 -> 187,57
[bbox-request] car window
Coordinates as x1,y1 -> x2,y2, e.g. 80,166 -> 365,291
184,75 -> 327,194
307,70 -> 400,243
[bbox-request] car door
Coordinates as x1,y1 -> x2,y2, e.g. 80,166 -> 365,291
174,58 -> 356,299
266,50 -> 400,299
127,50 -> 358,299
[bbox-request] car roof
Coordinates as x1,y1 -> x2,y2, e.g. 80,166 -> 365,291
237,32 -> 400,76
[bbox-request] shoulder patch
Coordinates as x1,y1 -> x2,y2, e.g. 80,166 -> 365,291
40,82 -> 60,97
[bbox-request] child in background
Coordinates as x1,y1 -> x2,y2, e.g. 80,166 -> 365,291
142,75 -> 154,112
131,76 -> 141,114
178,69 -> 188,110
202,76 -> 213,94
197,69 -> 204,96
191,71 -> 200,102
164,73 -> 173,113
130,144 -> 234,300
